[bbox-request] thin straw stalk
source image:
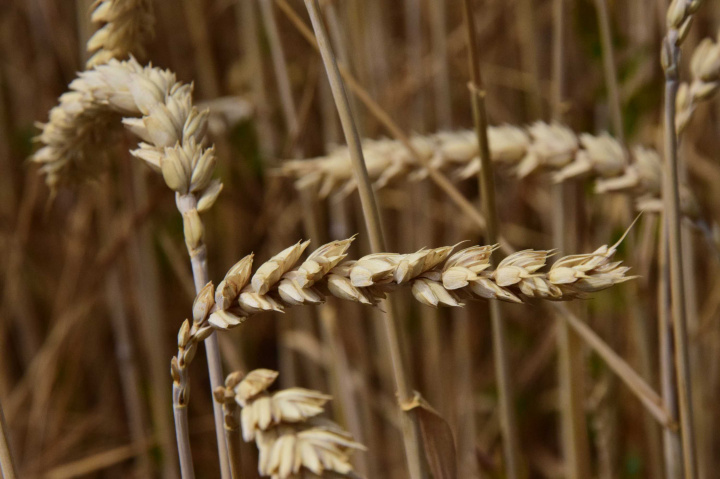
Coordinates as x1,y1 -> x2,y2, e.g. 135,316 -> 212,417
302,1 -> 428,477
551,2 -> 591,478
662,12 -> 698,478
462,0 -> 519,477
0,399 -> 17,479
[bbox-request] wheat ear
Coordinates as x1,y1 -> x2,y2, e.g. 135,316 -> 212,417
280,122 -> 701,220
86,0 -> 154,68
32,57 -> 230,477
171,235 -> 635,408
662,1 -> 702,478
217,369 -> 366,479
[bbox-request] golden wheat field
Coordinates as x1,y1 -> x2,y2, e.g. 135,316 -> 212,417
1,0 -> 719,478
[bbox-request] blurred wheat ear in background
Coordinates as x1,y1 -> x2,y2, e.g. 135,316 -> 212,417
2,0 -> 720,478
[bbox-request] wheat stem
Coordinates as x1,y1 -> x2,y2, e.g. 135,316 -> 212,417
662,12 -> 698,477
462,1 -> 520,476
0,399 -> 17,479
302,2 -> 427,477
659,217 -> 682,479
594,0 -> 624,141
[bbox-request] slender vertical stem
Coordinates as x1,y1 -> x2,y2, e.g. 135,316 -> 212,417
462,1 -> 519,477
303,2 -> 427,478
236,0 -> 276,158
176,194 -> 230,479
552,3 -> 591,478
659,218 -> 682,479
427,0 -> 452,129
594,0 -> 624,141
0,399 -> 16,479
173,402 -> 195,479
662,33 -> 697,479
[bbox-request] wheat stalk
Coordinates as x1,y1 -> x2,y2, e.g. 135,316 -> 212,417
86,0 -> 154,68
662,1 -> 703,478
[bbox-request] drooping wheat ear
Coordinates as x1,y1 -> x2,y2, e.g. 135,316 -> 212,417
676,31 -> 720,134
280,122 -> 699,218
221,368 -> 365,479
86,0 -> 155,68
32,57 -> 222,244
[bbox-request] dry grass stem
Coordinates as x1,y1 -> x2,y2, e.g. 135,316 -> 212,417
662,2 -> 703,478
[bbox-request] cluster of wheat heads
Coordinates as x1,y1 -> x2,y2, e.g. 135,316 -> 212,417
170,234 -> 633,476
213,369 -> 365,479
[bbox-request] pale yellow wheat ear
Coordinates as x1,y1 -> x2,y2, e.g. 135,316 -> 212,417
172,236 -> 636,395
279,122 -> 699,219
676,31 -> 720,134
223,369 -> 365,479
86,0 -> 155,68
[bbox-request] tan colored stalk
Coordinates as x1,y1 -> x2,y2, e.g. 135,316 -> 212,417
661,2 -> 700,477
462,0 -> 519,476
213,373 -> 243,479
404,0 -> 424,132
301,2 -> 427,477
554,305 -> 676,428
427,0 -> 452,128
0,399 -> 17,479
516,0 -> 544,119
593,0 -> 624,141
235,0 -> 276,158
659,218 -> 682,479
551,2 -> 591,477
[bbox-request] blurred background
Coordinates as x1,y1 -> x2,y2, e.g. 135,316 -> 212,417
1,0 -> 720,477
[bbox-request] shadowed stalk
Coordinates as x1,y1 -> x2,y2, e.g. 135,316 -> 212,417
256,5 -> 368,472
551,3 -> 591,478
235,0 -> 276,158
662,26 -> 697,479
0,399 -> 17,479
659,218 -> 682,479
593,0 -> 624,142
462,0 -> 520,477
428,0 -> 452,129
303,1 -> 428,477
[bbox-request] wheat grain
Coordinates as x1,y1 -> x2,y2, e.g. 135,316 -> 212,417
86,0 -> 154,68
280,122 -> 699,218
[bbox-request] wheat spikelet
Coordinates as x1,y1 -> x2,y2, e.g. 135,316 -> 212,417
86,0 -> 155,68
676,31 -> 720,133
32,58 -> 222,253
212,369 -> 365,479
171,235 -> 635,408
280,122 -> 699,218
